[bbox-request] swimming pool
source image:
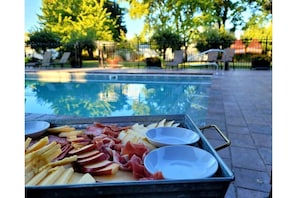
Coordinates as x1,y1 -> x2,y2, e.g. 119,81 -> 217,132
25,72 -> 212,125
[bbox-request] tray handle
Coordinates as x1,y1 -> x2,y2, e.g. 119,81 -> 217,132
199,124 -> 231,151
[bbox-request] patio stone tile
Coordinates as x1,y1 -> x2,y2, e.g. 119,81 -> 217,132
206,111 -> 225,121
251,133 -> 272,148
204,120 -> 226,131
221,157 -> 232,169
224,110 -> 243,118
227,125 -> 250,135
231,146 -> 266,171
216,147 -> 231,159
232,168 -> 271,192
263,114 -> 272,123
236,187 -> 270,198
207,102 -> 225,111
222,96 -> 237,103
228,133 -> 256,148
243,115 -> 268,125
249,124 -> 272,135
226,116 -> 247,127
258,147 -> 272,165
224,183 -> 236,198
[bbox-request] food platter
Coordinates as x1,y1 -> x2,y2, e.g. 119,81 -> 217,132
25,114 -> 234,198
144,145 -> 218,180
25,121 -> 50,138
145,127 -> 200,147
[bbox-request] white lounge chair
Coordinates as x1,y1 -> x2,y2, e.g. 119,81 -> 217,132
186,49 -> 224,71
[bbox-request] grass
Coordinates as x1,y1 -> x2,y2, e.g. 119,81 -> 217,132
28,59 -> 266,70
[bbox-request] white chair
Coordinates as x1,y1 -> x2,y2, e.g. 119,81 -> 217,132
186,49 -> 224,71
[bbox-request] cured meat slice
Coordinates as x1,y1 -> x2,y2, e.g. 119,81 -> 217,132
84,125 -> 103,137
122,141 -> 149,159
48,135 -> 68,145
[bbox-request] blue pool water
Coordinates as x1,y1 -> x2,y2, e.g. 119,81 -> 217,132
25,73 -> 212,124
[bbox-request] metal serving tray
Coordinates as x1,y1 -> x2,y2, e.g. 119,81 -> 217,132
25,114 -> 234,198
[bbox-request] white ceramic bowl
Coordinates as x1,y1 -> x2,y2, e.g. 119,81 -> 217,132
25,121 -> 50,139
144,145 -> 218,180
145,127 -> 200,147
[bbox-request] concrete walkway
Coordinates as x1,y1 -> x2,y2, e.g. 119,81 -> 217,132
25,68 -> 272,197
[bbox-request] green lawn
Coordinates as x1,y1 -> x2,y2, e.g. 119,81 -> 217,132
48,59 -> 260,70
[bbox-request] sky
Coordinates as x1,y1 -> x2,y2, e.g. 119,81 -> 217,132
24,0 -> 144,39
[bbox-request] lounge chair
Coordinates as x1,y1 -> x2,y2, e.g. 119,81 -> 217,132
52,52 -> 71,68
165,50 -> 184,69
25,51 -> 52,68
186,49 -> 223,71
219,48 -> 235,70
40,51 -> 52,68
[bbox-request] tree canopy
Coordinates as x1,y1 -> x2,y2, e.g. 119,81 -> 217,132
39,0 -> 115,43
26,0 -> 272,59
151,29 -> 183,59
26,29 -> 61,53
124,0 -> 272,41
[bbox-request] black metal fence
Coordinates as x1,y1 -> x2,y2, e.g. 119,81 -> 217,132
25,38 -> 272,69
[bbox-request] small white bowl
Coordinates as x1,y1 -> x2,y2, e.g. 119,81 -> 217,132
25,121 -> 50,139
145,127 -> 200,147
144,145 -> 218,180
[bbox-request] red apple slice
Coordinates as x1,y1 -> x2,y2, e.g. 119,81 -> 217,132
81,160 -> 113,173
76,150 -> 100,159
68,144 -> 96,155
77,153 -> 109,166
90,163 -> 120,176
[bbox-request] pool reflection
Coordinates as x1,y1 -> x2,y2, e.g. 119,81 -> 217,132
25,80 -> 210,118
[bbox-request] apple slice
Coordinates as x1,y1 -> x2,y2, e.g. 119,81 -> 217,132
77,152 -> 109,166
71,141 -> 92,150
76,150 -> 100,159
81,160 -> 113,173
68,137 -> 90,143
68,144 -> 95,155
90,163 -> 120,176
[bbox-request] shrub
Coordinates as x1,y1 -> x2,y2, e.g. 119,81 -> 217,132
145,57 -> 161,67
251,54 -> 271,69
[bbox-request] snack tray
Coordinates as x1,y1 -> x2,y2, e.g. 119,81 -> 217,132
25,114 -> 234,198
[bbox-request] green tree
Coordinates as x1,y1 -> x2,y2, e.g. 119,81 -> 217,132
103,0 -> 128,41
124,0 -> 271,43
124,0 -> 212,44
26,29 -> 61,53
246,0 -> 272,14
39,0 -> 114,42
211,0 -> 247,31
151,29 -> 183,59
195,27 -> 235,52
38,0 -> 116,62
